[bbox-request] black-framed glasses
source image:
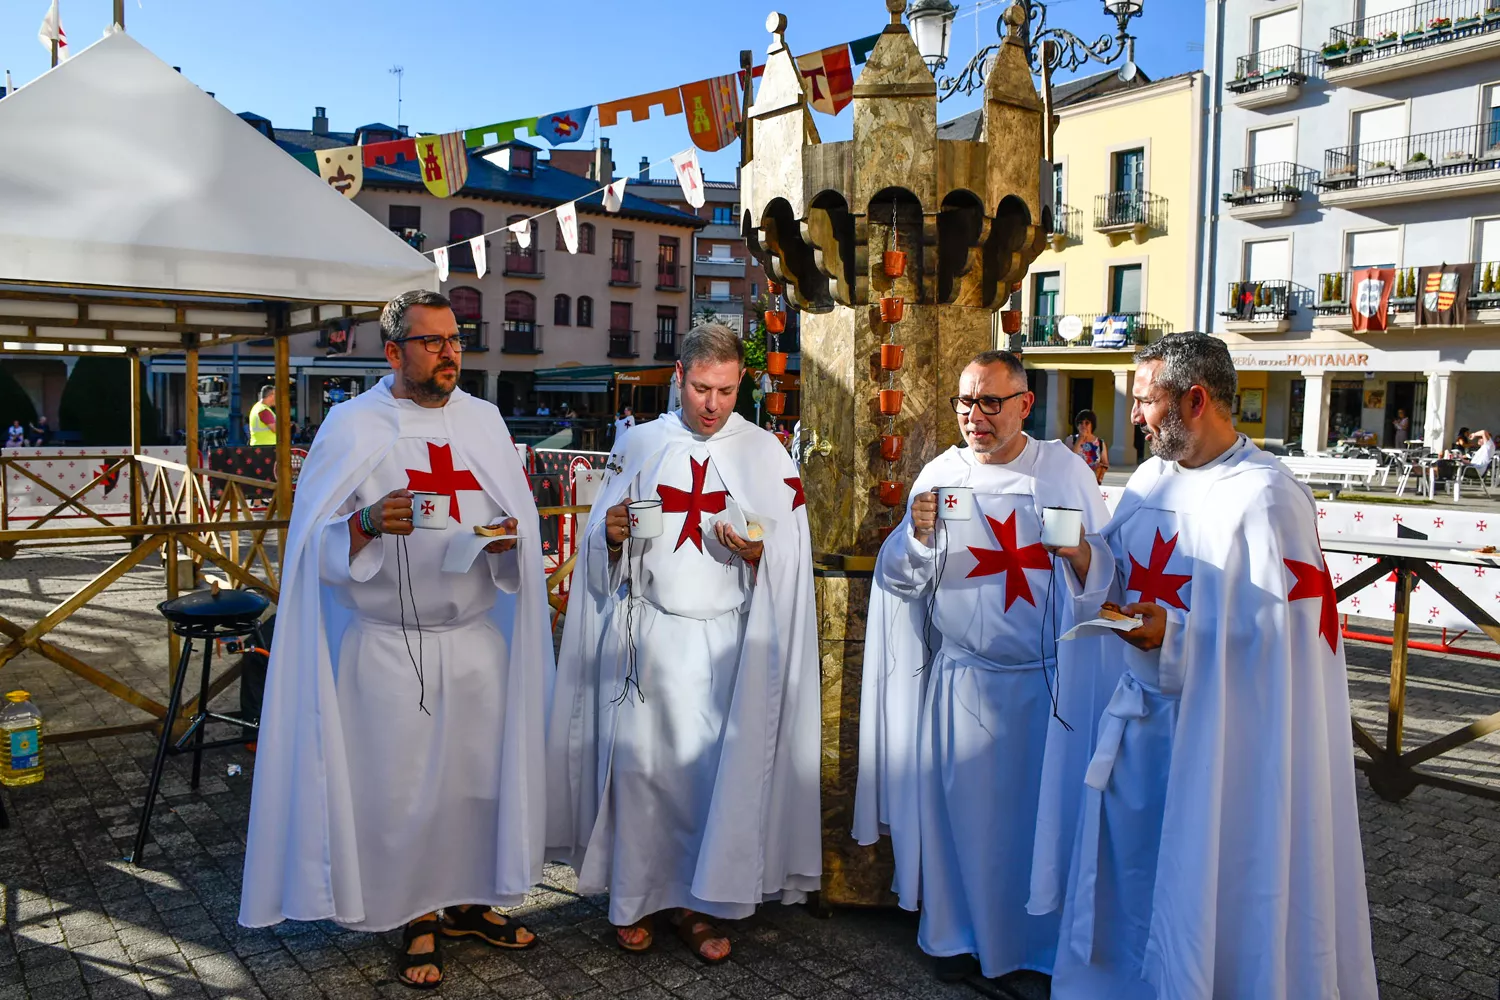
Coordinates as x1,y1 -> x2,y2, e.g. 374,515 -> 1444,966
950,390 -> 1028,415
392,334 -> 470,354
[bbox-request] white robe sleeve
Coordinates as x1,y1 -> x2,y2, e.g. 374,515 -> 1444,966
485,547 -> 522,594
584,515 -> 625,598
875,525 -> 938,598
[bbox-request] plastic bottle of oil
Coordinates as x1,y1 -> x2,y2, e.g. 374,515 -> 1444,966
0,690 -> 43,787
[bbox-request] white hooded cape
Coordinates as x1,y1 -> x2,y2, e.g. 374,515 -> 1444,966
545,411 -> 822,907
1046,440 -> 1377,999
239,376 -> 553,928
852,440 -> 1114,914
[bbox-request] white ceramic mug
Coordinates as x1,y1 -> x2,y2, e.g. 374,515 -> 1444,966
934,486 -> 974,521
627,499 -> 664,540
1042,506 -> 1083,547
411,491 -> 449,530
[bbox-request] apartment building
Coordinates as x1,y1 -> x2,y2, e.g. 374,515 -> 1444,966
1204,0 -> 1500,452
148,110 -> 702,428
944,68 -> 1206,466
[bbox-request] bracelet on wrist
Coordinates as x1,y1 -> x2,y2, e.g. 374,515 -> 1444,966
358,505 -> 382,538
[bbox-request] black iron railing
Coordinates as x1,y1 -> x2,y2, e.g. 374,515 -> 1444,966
457,320 -> 489,351
1220,280 -> 1295,321
1319,122 -> 1500,189
1050,204 -> 1081,242
1324,0 -> 1500,62
655,331 -> 678,360
1315,261 -> 1500,314
1093,191 -> 1167,233
501,321 -> 543,354
1228,45 -> 1317,92
608,329 -> 638,358
610,259 -> 641,287
503,248 -> 544,277
1013,312 -> 1170,349
1224,162 -> 1318,204
656,263 -> 684,290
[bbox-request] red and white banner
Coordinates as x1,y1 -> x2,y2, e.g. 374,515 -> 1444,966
1351,267 -> 1395,333
557,201 -> 580,254
433,246 -> 449,283
471,236 -> 487,279
670,148 -> 705,209
4,446 -> 186,519
603,178 -> 627,214
796,45 -> 855,116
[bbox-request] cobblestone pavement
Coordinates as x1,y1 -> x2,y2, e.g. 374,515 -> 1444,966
2,545 -> 1500,998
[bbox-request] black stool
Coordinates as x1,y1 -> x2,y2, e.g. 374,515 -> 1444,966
130,587 -> 269,865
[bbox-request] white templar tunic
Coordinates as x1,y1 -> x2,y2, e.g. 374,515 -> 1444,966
857,438 -> 1112,979
1047,437 -> 1378,1000
317,402 -> 520,932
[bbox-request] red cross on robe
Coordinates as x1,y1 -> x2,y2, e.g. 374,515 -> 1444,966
966,511 -> 1053,611
785,476 -> 805,510
657,456 -> 729,552
1285,556 -> 1340,652
1127,529 -> 1192,610
405,442 -> 482,522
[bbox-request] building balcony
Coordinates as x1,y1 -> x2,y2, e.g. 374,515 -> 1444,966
693,255 -> 747,277
1317,122 -> 1500,207
700,221 -> 741,240
694,293 -> 745,306
1312,261 -> 1500,330
1046,204 -> 1082,250
392,227 -> 426,251
1321,0 -> 1500,86
608,329 -> 639,359
654,331 -> 678,361
1227,45 -> 1317,109
1092,192 -> 1167,244
457,319 -> 489,352
1218,280 -> 1296,333
609,259 -> 641,288
503,249 -> 544,278
1223,163 -> 1318,220
656,263 -> 686,292
1008,312 -> 1170,351
501,322 -> 544,355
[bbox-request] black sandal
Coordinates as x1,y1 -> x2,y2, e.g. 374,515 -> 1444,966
397,917 -> 444,990
440,905 -> 537,950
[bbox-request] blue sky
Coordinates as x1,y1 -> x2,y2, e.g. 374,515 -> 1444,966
1,0 -> 1208,182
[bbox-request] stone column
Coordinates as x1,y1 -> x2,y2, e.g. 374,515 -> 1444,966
1301,371 -> 1330,455
1045,369 -> 1064,440
1112,368 -> 1135,466
1424,370 -> 1458,451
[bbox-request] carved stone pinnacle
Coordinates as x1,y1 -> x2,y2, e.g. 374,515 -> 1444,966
1004,1 -> 1027,38
767,11 -> 788,44
887,0 -> 905,24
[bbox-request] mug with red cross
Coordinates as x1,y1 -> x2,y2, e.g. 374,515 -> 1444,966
626,499 -> 664,540
934,486 -> 973,521
411,491 -> 449,530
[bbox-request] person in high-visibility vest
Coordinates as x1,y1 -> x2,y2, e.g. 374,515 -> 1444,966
248,385 -> 277,446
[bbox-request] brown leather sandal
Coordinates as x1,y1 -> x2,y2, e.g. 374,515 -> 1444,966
440,905 -> 536,949
615,913 -> 655,953
674,913 -> 730,965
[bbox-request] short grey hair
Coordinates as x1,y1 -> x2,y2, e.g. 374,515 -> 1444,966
380,289 -> 451,344
679,322 -> 744,375
968,349 -> 1028,388
1135,333 -> 1238,413
258,384 -> 275,401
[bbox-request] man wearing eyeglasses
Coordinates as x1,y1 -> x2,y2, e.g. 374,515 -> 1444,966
241,289 -> 555,989
856,349 -> 1114,984
1042,333 -> 1376,999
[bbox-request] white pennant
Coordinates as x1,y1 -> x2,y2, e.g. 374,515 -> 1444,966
557,201 -> 580,255
507,219 -> 532,250
603,178 -> 627,213
670,149 -> 705,209
471,236 -> 488,278
434,246 -> 449,283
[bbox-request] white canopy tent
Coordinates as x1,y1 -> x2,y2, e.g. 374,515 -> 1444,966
0,28 -> 435,356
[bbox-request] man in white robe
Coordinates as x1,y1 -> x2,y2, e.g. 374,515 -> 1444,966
1042,333 -> 1378,999
855,350 -> 1113,982
547,323 -> 820,963
240,290 -> 553,989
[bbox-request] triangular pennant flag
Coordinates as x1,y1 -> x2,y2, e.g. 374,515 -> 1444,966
434,246 -> 450,283
316,146 -> 363,199
670,149 -> 705,209
414,131 -> 469,198
680,75 -> 742,153
507,219 -> 532,250
557,202 -> 580,254
797,45 -> 855,115
535,106 -> 593,146
603,178 -> 627,213
851,33 -> 880,65
471,236 -> 488,279
38,0 -> 66,57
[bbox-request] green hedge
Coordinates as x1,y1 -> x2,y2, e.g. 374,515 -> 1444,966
58,357 -> 164,446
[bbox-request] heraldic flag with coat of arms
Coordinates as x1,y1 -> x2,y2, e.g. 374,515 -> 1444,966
1351,267 -> 1394,333
1416,264 -> 1471,327
414,131 -> 470,198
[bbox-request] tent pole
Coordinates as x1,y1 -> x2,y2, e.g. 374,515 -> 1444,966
114,0 -> 125,29
185,341 -> 200,471
274,329 -> 292,570
129,351 -> 143,528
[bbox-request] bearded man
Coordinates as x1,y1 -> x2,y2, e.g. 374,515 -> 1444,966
1041,333 -> 1378,999
240,289 -> 553,990
547,323 -> 820,964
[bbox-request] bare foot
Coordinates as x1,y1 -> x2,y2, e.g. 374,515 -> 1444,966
402,912 -> 441,986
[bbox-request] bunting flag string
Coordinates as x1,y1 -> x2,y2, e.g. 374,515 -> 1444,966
602,178 -> 627,213
433,246 -> 449,283
670,149 -> 706,209
557,201 -> 580,255
471,236 -> 488,279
